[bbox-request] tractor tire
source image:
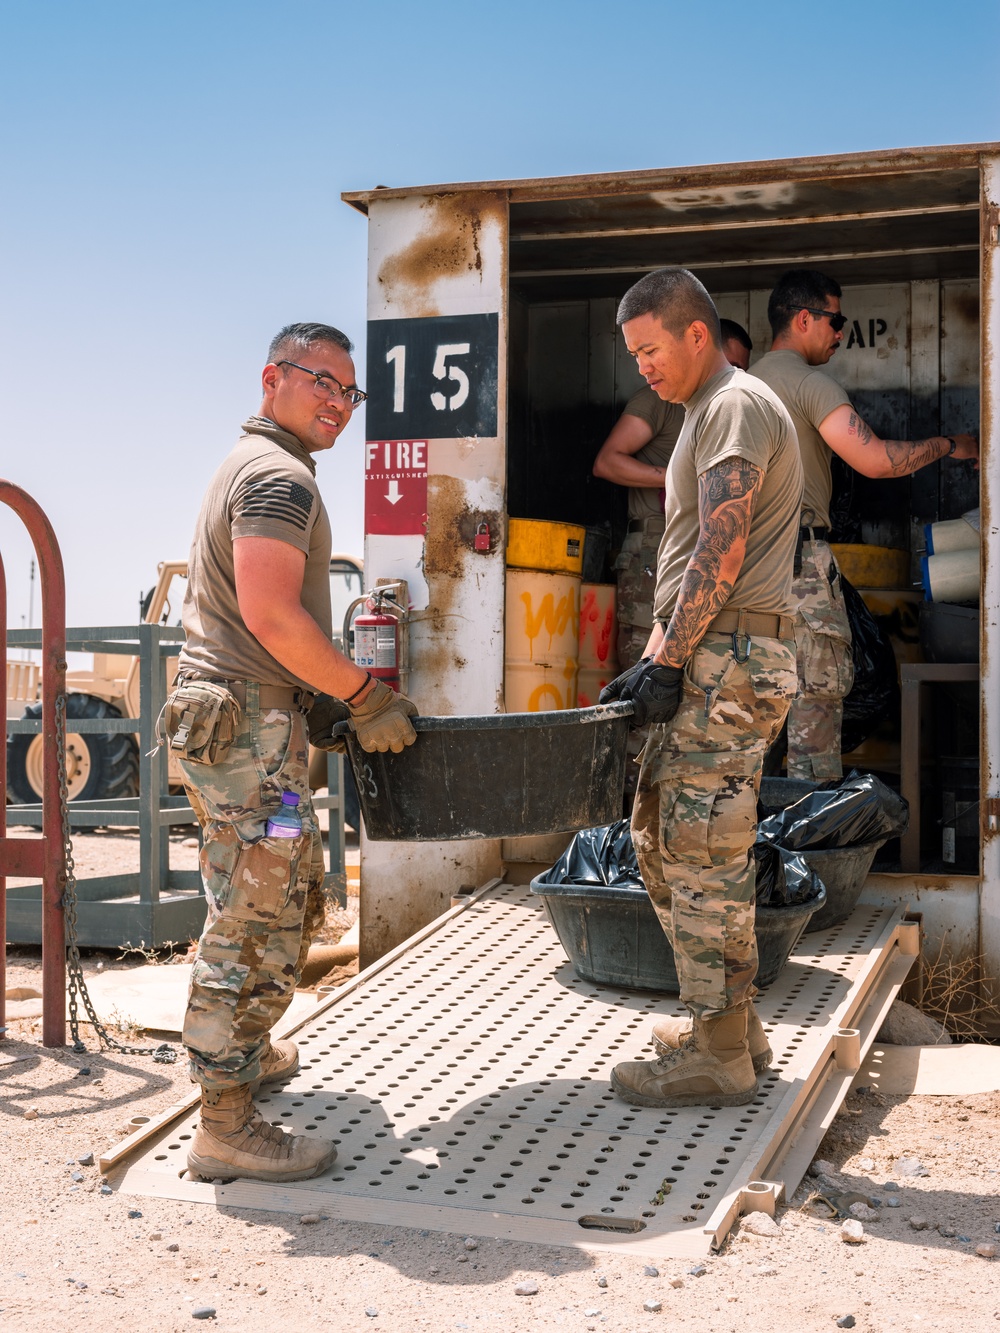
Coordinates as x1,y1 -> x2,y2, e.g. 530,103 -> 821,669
6,693 -> 140,807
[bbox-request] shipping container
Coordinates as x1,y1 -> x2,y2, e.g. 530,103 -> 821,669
343,144 -> 1000,1002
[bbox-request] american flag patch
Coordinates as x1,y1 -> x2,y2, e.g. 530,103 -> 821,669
239,479 -> 314,531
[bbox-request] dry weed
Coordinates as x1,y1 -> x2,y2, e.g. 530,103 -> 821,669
917,940 -> 1000,1040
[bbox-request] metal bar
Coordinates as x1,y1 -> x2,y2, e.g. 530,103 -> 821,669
6,717 -> 140,734
900,674 -> 922,872
0,547 -> 7,1037
137,623 -> 161,907
341,142 -> 993,210
0,479 -> 68,1047
511,243 -> 979,280
326,752 -> 347,910
0,836 -> 46,877
981,154 -> 1000,997
8,625 -> 184,646
510,201 -> 982,244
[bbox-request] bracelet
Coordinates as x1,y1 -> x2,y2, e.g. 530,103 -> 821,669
344,672 -> 373,705
946,437 -> 958,456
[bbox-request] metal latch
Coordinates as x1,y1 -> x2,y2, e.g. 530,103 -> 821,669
985,797 -> 1000,835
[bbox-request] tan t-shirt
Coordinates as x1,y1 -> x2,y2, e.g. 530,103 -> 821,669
179,416 -> 333,690
621,387 -> 686,521
750,349 -> 850,529
653,367 -> 803,623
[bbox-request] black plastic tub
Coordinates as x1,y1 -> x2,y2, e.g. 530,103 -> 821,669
337,703 -> 633,842
758,776 -> 884,932
530,875 -> 825,992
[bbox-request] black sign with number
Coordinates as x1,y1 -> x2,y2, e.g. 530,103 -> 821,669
365,313 -> 499,440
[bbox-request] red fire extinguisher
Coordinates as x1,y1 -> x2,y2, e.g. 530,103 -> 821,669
344,584 -> 408,694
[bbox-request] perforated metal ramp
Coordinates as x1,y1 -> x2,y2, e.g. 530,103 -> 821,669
108,882 -> 916,1257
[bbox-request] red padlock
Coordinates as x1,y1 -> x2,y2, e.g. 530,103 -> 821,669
474,521 -> 490,552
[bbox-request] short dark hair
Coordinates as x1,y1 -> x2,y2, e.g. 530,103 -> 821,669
268,322 -> 354,364
767,270 -> 842,338
719,318 -> 752,352
616,267 -> 721,346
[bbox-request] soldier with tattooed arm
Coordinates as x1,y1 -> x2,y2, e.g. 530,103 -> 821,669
601,268 -> 803,1107
752,270 -> 978,781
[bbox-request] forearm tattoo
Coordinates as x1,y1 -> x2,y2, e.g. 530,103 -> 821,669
662,459 -> 763,664
847,411 -> 948,476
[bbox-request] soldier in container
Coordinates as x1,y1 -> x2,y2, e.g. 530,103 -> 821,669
752,270 -> 978,780
602,270 -> 802,1106
593,319 -> 755,672
170,323 -> 417,1182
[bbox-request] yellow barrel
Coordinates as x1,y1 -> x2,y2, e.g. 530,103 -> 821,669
578,582 -> 619,708
830,544 -> 909,589
504,569 -> 580,712
507,518 -> 586,576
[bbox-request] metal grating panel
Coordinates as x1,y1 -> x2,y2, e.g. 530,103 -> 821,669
111,884 -> 914,1256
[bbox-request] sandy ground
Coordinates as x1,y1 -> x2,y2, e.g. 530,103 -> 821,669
2,834 -> 1000,1332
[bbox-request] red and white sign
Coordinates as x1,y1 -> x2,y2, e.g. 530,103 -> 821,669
365,439 -> 429,535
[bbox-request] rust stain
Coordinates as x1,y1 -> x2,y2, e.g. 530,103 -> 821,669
419,473 -> 502,691
377,192 -> 505,317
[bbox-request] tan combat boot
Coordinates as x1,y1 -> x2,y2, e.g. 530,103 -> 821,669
651,1003 -> 772,1073
611,1006 -> 758,1108
254,1038 -> 299,1088
187,1084 -> 337,1183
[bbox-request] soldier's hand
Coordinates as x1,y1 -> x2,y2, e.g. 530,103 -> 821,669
948,433 -> 979,466
614,658 -> 685,730
306,693 -> 351,753
599,657 -> 651,705
348,678 -> 418,754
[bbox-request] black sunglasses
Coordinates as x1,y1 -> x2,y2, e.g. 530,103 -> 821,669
802,306 -> 848,334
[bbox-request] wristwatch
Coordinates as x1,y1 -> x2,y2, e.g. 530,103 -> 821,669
946,436 -> 958,456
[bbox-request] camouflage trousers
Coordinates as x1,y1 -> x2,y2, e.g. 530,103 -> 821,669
614,526 -> 663,671
786,540 -> 854,781
631,632 -> 796,1016
180,696 -> 326,1090
615,526 -> 663,802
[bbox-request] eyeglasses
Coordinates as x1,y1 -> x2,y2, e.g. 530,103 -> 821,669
802,307 -> 848,334
277,360 -> 368,407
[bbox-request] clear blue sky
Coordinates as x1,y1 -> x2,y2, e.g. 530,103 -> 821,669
1,0 -> 998,634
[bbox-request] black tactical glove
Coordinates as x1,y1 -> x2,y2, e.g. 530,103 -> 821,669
609,658 -> 685,730
599,657 -> 651,705
306,693 -> 352,753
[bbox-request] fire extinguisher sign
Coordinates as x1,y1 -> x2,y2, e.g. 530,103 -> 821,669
365,438 -> 429,535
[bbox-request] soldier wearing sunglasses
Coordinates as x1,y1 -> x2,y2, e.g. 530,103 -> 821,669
752,271 -> 978,783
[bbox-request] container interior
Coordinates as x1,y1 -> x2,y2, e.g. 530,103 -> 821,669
502,158 -> 982,874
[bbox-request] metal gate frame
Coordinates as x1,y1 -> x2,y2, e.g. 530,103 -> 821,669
5,623 -> 349,948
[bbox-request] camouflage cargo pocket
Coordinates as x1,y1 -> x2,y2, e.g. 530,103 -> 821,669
795,604 -> 854,699
161,680 -> 241,765
225,833 -> 303,923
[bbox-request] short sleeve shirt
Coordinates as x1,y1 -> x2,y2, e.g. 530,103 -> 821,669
750,349 -> 850,529
653,368 -> 803,622
621,387 -> 686,521
179,416 -> 333,690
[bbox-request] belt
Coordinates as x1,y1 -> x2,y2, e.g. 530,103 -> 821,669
795,525 -> 832,576
178,673 -> 315,713
627,517 -> 666,534
705,608 -> 795,640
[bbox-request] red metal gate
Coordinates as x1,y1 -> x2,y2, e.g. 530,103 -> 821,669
1,480 -> 68,1047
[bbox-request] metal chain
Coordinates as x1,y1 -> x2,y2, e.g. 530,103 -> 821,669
58,694 -> 176,1063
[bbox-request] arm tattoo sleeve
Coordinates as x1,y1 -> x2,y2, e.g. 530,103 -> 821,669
661,458 -> 763,665
881,435 -> 950,476
847,412 -> 874,446
849,409 -> 949,476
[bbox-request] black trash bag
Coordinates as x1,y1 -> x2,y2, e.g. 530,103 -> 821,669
757,769 -> 908,851
547,818 -> 640,888
548,818 -> 824,908
754,841 -> 825,908
840,574 -> 901,753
